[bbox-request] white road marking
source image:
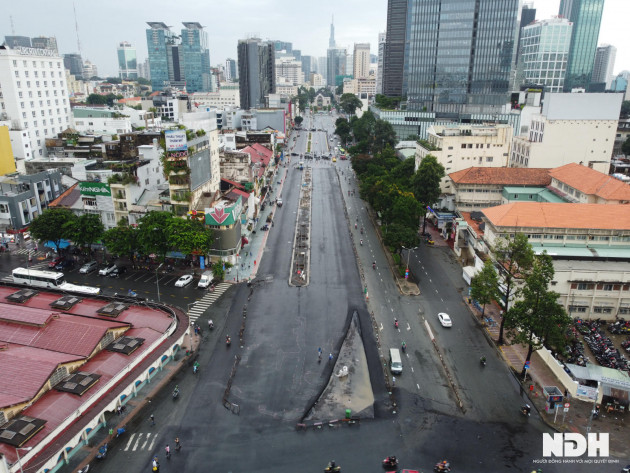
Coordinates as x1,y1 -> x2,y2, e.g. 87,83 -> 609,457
132,433 -> 143,451
124,433 -> 136,451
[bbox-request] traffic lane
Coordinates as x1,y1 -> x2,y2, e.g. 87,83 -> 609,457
410,247 -> 530,422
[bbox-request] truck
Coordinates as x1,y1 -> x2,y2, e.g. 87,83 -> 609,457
197,270 -> 214,289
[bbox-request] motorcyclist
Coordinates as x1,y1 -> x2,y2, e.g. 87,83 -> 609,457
521,404 -> 531,416
360,239 -> 363,246
401,341 -> 406,352
384,456 -> 398,466
208,319 -> 214,330
394,318 -> 399,328
480,356 -> 486,364
226,335 -> 231,345
373,261 -> 376,269
193,361 -> 200,374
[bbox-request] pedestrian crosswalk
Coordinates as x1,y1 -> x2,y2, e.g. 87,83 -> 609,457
187,282 -> 231,323
123,432 -> 158,452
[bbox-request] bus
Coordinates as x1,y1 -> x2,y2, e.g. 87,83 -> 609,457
12,267 -> 65,287
11,267 -> 100,295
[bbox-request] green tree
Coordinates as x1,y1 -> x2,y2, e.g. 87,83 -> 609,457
86,94 -> 108,105
105,77 -> 123,84
103,224 -> 139,264
339,93 -> 363,115
65,213 -> 104,253
137,211 -> 175,260
373,120 -> 398,154
622,135 -> 630,156
383,222 -> 419,250
29,208 -> 75,253
294,116 -> 304,126
470,259 -> 500,318
335,119 -> 352,146
620,100 -> 630,119
504,253 -> 570,377
336,84 -> 344,95
493,233 -> 535,345
137,77 -> 151,85
168,218 -> 213,256
412,155 -> 445,233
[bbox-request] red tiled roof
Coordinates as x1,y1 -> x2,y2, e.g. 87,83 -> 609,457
229,188 -> 249,199
449,167 -> 551,186
221,178 -> 246,190
0,305 -> 55,326
548,163 -> 630,201
482,202 -> 630,230
49,183 -> 80,208
460,211 -> 485,236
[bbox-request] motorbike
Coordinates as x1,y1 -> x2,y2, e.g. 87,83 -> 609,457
360,239 -> 363,246
401,342 -> 406,353
193,362 -> 199,374
360,227 -> 364,234
96,443 -> 108,460
208,320 -> 214,330
78,465 -> 90,473
373,262 -> 376,270
226,336 -> 232,347
434,461 -> 451,472
324,461 -> 341,473
382,456 -> 398,469
480,357 -> 486,367
394,319 -> 399,329
173,387 -> 180,399
521,404 -> 531,417
116,427 -> 126,438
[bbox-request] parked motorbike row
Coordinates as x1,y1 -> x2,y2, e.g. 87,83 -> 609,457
608,318 -> 630,335
621,338 -> 630,353
584,330 -> 629,372
563,327 -> 587,367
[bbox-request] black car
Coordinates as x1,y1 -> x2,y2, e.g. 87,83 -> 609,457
55,259 -> 75,271
109,266 -> 127,277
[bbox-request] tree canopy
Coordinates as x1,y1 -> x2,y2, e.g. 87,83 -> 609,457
294,116 -> 304,126
65,213 -> 104,252
470,259 -> 500,317
29,208 -> 75,253
622,135 -> 630,156
620,100 -> 630,119
339,93 -> 363,115
412,155 -> 445,208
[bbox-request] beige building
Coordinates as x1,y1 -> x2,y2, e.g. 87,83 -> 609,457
343,77 -> 376,96
510,93 -> 623,173
548,162 -> 630,204
275,58 -> 304,86
276,83 -> 298,97
191,84 -> 240,108
415,124 -> 513,192
353,43 -> 370,79
309,73 -> 325,88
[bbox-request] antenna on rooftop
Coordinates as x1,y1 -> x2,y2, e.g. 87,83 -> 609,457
73,2 -> 82,55
10,15 -> 15,36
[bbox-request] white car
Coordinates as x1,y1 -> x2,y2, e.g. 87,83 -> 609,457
175,274 -> 194,287
438,313 -> 452,327
99,263 -> 117,276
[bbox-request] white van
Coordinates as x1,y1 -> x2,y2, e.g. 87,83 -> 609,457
197,270 -> 214,289
389,348 -> 403,374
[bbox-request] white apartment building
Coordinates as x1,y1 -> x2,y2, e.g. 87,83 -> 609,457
275,58 -> 304,86
343,77 -> 376,96
191,84 -> 240,108
353,43 -> 370,79
376,32 -> 386,94
415,124 -> 513,192
65,70 -> 91,99
0,44 -> 72,160
309,73 -> 325,88
72,107 -> 133,136
276,84 -> 298,96
510,93 -> 623,173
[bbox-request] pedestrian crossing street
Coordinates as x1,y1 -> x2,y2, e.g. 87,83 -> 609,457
123,432 -> 158,452
187,282 -> 231,323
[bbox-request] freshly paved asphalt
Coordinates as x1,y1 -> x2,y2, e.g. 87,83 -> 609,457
13,111 -> 619,473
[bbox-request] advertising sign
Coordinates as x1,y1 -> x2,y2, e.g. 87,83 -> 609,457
79,182 -> 111,197
165,130 -> 188,152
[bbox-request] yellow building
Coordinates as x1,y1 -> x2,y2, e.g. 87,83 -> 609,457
0,126 -> 17,175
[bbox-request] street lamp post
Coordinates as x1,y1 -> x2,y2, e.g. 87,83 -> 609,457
156,263 -> 163,303
15,446 -> 33,473
402,246 -> 418,277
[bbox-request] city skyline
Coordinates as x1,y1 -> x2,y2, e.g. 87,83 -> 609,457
1,0 -> 628,79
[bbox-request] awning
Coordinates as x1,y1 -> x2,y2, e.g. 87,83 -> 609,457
566,363 -> 630,392
44,239 -> 71,249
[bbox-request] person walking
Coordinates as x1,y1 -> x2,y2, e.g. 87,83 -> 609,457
150,414 -> 155,426
175,437 -> 181,452
165,445 -> 171,460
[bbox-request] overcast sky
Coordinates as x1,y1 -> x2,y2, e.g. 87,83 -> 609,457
2,0 -> 628,78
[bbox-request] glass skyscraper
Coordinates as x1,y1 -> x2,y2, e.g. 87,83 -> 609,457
382,0 -> 408,98
117,41 -> 138,79
238,39 -> 275,110
403,0 -> 520,116
146,22 -> 175,91
559,0 -> 605,91
181,23 -> 211,93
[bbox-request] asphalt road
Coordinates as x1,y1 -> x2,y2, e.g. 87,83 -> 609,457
51,111 -> 620,473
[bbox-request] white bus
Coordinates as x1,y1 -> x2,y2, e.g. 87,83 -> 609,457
12,267 -> 65,287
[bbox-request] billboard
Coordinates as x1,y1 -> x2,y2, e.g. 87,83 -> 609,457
165,130 -> 188,152
79,182 -> 111,196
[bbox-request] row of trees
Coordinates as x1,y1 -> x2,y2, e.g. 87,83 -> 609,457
334,110 -> 398,155
470,234 -> 571,375
29,208 -> 214,264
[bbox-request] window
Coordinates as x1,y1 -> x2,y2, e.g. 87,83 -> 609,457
576,283 -> 593,290
602,284 -> 614,291
593,307 -> 612,314
486,157 -> 493,162
568,306 -> 587,313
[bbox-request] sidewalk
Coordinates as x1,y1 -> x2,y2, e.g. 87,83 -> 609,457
466,298 -> 630,458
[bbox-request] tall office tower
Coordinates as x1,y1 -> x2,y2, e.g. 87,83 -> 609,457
404,0 -> 520,115
0,44 -> 72,159
180,22 -> 211,93
276,57 -> 304,85
138,58 -> 151,79
382,0 -> 407,97
4,36 -> 31,48
353,43 -> 370,79
238,38 -> 275,109
519,18 -> 572,93
560,0 -> 605,91
329,15 -> 336,48
515,2 -> 537,65
292,49 -> 302,62
225,58 -> 237,81
346,54 -> 353,78
318,56 -> 327,81
117,41 -> 138,79
274,41 -> 293,53
63,53 -> 84,78
376,32 -> 386,94
146,22 -> 178,91
327,47 -> 346,87
83,60 -> 98,79
31,36 -> 58,52
301,55 -> 313,77
592,44 -> 616,89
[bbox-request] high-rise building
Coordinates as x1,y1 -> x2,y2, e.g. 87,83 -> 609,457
31,36 -> 58,52
516,2 -> 537,66
117,41 -> 138,79
276,57 -> 304,85
146,22 -> 180,91
238,38 -> 275,109
318,56 -> 327,81
83,60 -> 98,79
274,41 -> 293,53
225,58 -> 237,81
376,32 -> 386,95
345,54 -> 353,79
0,44 -> 72,159
327,47 -> 346,87
301,55 -> 313,77
180,22 -> 211,93
329,16 -> 336,48
519,18 -> 572,93
292,49 -> 302,62
592,44 -> 616,89
559,0 -> 605,91
63,53 -> 84,78
353,43 -> 370,80
4,36 -> 31,48
382,0 -> 407,97
138,58 -> 151,80
404,0 -> 520,115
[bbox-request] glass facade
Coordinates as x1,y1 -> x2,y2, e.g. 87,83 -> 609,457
404,0 -> 520,116
519,18 -> 572,93
382,0 -> 408,97
559,0 -> 605,91
117,42 -> 138,79
181,23 -> 211,93
326,48 -> 347,87
146,23 -> 173,91
238,39 -> 275,110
